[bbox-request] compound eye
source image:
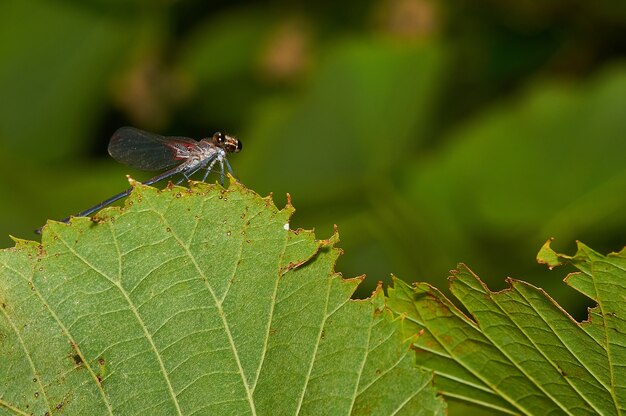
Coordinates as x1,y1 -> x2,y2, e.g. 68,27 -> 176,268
236,140 -> 242,152
213,132 -> 224,144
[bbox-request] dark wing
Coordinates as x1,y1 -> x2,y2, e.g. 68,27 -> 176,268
108,127 -> 199,171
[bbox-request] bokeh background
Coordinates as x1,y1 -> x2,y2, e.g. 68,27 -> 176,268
1,0 -> 626,319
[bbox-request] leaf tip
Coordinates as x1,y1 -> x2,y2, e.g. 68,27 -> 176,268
448,263 -> 469,281
536,238 -> 563,270
9,235 -> 40,251
314,225 -> 340,247
126,174 -> 140,186
226,174 -> 246,191
280,193 -> 296,220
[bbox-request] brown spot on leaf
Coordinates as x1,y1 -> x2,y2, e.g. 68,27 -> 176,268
72,354 -> 83,366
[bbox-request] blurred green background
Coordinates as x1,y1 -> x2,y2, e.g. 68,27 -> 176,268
1,0 -> 626,318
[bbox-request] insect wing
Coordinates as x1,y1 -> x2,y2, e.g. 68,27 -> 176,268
108,127 -> 199,171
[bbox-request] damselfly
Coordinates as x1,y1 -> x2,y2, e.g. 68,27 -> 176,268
36,126 -> 242,234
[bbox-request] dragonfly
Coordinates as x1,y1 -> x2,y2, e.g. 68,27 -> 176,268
35,126 -> 242,234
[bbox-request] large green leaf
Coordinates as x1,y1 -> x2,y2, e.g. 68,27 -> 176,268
0,181 -> 443,415
387,240 -> 626,414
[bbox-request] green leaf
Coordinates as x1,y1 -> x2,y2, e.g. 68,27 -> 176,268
0,181 -> 443,415
387,240 -> 626,414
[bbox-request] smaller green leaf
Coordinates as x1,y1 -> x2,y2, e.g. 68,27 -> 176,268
387,242 -> 626,415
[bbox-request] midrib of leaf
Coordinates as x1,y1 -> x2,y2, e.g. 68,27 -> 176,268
145,197 -> 258,415
56,232 -> 184,415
